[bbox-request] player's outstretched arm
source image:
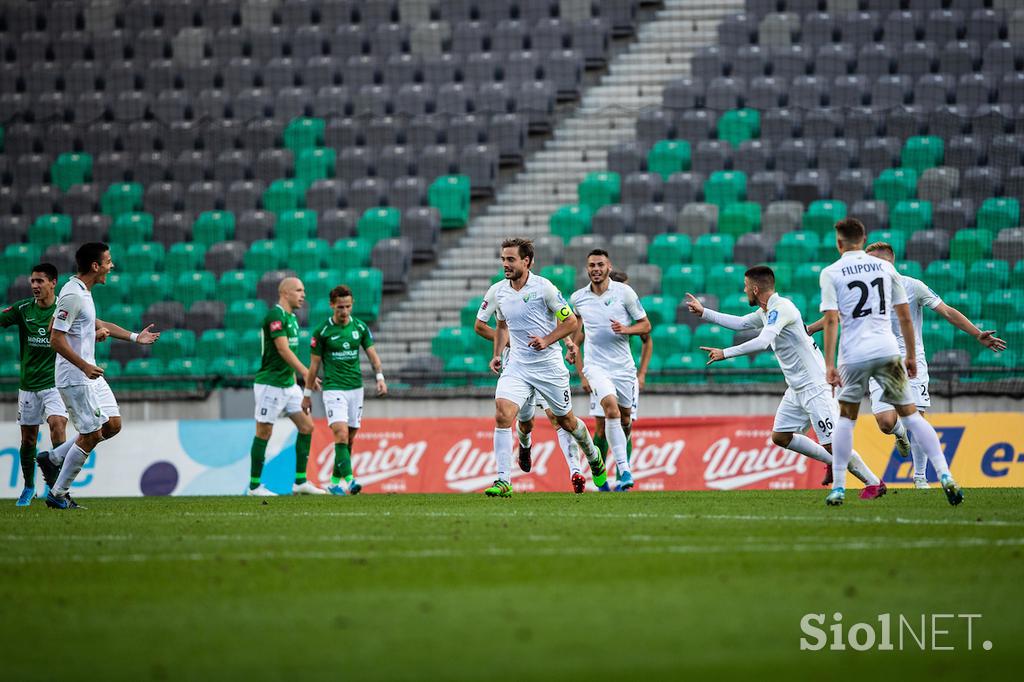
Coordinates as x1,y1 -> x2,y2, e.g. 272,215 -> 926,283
364,346 -> 387,396
935,302 -> 1007,352
97,319 -> 160,344
686,293 -> 759,331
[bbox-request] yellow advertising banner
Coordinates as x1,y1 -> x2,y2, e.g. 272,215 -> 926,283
855,412 -> 1024,487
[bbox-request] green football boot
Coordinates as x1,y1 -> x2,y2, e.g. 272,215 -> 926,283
483,480 -> 513,498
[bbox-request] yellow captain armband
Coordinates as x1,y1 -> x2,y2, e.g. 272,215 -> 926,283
555,305 -> 572,322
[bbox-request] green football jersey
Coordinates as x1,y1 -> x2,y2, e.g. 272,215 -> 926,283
0,297 -> 57,392
254,305 -> 300,388
310,315 -> 374,391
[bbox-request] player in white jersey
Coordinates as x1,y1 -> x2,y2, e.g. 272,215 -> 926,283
37,242 -> 160,509
820,218 -> 963,506
482,238 -> 608,497
687,266 -> 886,498
607,270 -> 652,462
569,249 -> 651,492
809,242 -> 1007,489
474,282 -> 588,493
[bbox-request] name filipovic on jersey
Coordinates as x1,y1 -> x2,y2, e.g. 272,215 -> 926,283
840,262 -> 886,277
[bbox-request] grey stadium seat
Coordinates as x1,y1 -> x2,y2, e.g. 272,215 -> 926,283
205,241 -> 247,277
676,203 -> 718,237
733,233 -> 773,267
319,209 -> 357,243
591,204 -> 635,239
664,172 -> 705,208
372,238 -> 413,293
917,167 -> 960,203
906,230 -> 950,268
608,234 -> 649,271
849,200 -> 888,233
934,198 -> 975,232
747,171 -> 785,206
993,228 -> 1024,265
401,207 -> 441,262
235,210 -> 277,244
622,173 -> 663,208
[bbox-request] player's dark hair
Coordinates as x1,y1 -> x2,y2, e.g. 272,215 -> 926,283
587,248 -> 610,260
31,263 -> 58,281
609,270 -> 628,283
501,237 -> 534,265
834,217 -> 866,244
330,285 -> 354,301
865,241 -> 895,257
75,242 -> 109,274
744,265 -> 775,290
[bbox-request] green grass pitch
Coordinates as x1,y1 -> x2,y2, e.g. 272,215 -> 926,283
3,489 -> 1023,681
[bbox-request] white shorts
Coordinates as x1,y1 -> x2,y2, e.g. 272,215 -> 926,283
59,377 -> 119,435
586,367 -> 636,417
253,383 -> 304,423
773,385 -> 838,445
324,388 -> 364,428
496,367 -> 572,417
870,376 -> 930,414
837,355 -> 914,407
17,388 -> 68,426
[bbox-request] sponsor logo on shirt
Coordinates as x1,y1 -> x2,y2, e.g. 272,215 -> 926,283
310,337 -> 318,347
269,320 -> 283,332
57,310 -> 68,320
480,300 -> 488,310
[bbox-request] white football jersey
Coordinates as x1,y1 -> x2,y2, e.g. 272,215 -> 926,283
489,272 -> 570,372
570,281 -> 647,377
820,250 -> 908,365
889,275 -> 942,377
721,293 -> 826,392
51,276 -> 97,388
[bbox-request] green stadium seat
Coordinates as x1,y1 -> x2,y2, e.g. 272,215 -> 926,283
706,263 -> 746,295
540,265 -> 576,294
198,329 -> 230,362
793,262 -> 828,298
345,267 -> 383,322
924,260 -> 965,292
949,228 -> 993,264
896,261 -> 923,279
164,358 -> 209,386
193,211 -> 236,245
331,238 -> 373,270
302,269 -> 343,306
442,355 -> 491,386
432,327 -> 475,363
786,292 -> 807,316
289,238 -> 329,273
802,200 -> 847,236
969,348 -> 1018,381
283,117 -> 325,152
102,303 -> 143,331
461,297 -> 484,327
693,323 -> 729,349
720,293 -> 751,317
945,291 -> 983,322
549,204 -> 592,244
90,272 -> 128,308
966,260 -> 1010,291
225,299 -> 268,332
172,271 -> 215,307
890,200 -> 932,233
717,108 -> 760,146
718,202 -> 761,237
244,240 -> 286,273
813,242 -> 839,262
648,233 -> 692,270
711,354 -> 752,384
262,179 -> 307,213
109,212 -> 154,244
296,329 -> 312,366
976,197 -> 1019,232
100,182 -> 144,217
984,289 -> 1021,327
1013,261 -> 1024,290
1,330 -> 18,355
1004,320 -> 1024,350
209,356 -> 257,378
490,270 -> 506,285
122,358 -> 164,390
428,175 -> 471,229
51,152 -> 93,191
704,171 -> 747,207
217,270 -> 258,302
866,230 -> 906,258
750,352 -> 783,382
0,359 -> 20,379
776,231 -> 820,264
151,329 -> 196,362
901,136 -> 944,173
647,140 -> 692,179
767,262 -> 793,292
165,242 -> 206,275
356,207 -> 400,244
29,214 -> 72,245
295,147 -> 336,182
640,294 -> 678,326
922,320 -> 954,354
874,168 -> 918,205
692,234 -> 735,267
651,324 -> 692,359
98,358 -> 120,378
122,242 -> 165,274
658,352 -> 706,384
578,172 -> 620,213
954,317 -> 996,355
236,329 -> 263,360
661,264 -> 705,295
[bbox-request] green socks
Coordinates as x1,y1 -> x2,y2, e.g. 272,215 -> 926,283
331,443 -> 352,485
295,432 -> 312,483
594,434 -> 609,464
19,443 -> 35,488
250,436 -> 268,490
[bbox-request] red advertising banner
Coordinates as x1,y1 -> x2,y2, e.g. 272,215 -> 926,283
306,416 -> 827,493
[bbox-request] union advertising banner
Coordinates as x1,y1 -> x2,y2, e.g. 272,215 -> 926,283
1,414 -> 1021,497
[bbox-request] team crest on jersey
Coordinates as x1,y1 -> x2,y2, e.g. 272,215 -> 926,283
522,293 -> 533,302
351,331 -> 359,339
604,298 -> 615,307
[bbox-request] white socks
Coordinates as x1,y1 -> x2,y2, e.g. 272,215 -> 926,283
555,427 -> 581,476
830,417 -> 856,490
788,434 -> 832,464
53,444 -> 90,496
570,420 -> 600,463
902,412 -> 950,478
493,427 -> 513,483
606,419 -> 631,475
788,433 -> 879,486
516,422 -> 531,448
50,438 -> 77,466
848,452 -> 881,486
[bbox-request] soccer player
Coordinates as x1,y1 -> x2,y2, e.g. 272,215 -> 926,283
474,284 -> 586,493
1,263 -> 69,506
609,270 -> 653,430
248,276 -> 323,496
686,266 -> 886,499
808,242 -> 1006,488
484,238 -> 608,497
820,218 -> 963,506
37,243 -> 160,509
302,285 -> 387,496
569,250 -> 651,492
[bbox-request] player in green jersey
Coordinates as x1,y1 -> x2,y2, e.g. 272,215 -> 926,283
249,276 -> 324,496
302,285 -> 387,496
1,264 -> 69,506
